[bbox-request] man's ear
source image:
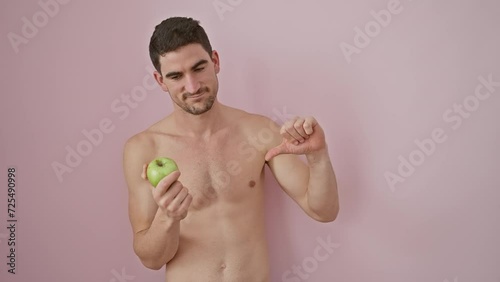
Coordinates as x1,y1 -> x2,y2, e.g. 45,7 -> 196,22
153,70 -> 169,92
211,50 -> 220,74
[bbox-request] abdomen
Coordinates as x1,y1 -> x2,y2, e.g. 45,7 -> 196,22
165,195 -> 269,282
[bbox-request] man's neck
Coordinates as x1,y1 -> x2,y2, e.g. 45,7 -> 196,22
172,101 -> 225,139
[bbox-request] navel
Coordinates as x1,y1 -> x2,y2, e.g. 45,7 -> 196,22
248,180 -> 256,188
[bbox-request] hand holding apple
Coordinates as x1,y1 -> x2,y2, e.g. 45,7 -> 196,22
146,157 -> 179,187
141,157 -> 192,220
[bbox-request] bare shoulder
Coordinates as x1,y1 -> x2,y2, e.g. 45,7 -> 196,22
123,116 -> 175,155
122,131 -> 156,187
225,107 -> 274,129
122,118 -> 175,183
229,109 -> 281,149
123,130 -> 156,160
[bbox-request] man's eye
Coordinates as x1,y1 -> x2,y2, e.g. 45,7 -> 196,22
194,68 -> 204,72
171,76 -> 181,80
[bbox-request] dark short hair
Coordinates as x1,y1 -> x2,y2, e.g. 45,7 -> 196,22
149,17 -> 213,74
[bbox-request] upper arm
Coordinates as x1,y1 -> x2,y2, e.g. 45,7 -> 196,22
259,117 -> 316,218
122,135 -> 158,237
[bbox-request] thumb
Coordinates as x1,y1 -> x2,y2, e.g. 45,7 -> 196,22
265,142 -> 288,162
141,164 -> 150,180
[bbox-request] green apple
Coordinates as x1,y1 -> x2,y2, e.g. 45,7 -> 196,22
146,157 -> 178,187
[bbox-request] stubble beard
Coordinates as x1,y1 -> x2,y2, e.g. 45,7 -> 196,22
177,87 -> 216,116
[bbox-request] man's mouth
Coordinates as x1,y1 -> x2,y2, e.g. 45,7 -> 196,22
187,90 -> 206,99
188,93 -> 204,99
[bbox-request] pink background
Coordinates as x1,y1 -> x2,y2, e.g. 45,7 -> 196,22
1,0 -> 499,281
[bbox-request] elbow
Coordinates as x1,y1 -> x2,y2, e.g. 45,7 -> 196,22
136,249 -> 168,270
314,212 -> 338,223
306,188 -> 340,223
140,258 -> 165,270
134,245 -> 168,270
311,204 -> 339,223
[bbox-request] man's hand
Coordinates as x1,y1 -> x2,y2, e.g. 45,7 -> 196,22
265,116 -> 326,161
142,164 -> 193,221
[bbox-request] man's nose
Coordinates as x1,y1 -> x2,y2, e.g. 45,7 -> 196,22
185,75 -> 201,94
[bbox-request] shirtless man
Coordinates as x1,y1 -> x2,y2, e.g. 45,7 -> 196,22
122,17 -> 340,282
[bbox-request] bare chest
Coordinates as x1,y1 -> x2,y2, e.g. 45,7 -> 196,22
157,132 -> 265,210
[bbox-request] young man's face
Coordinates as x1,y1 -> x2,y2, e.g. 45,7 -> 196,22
154,43 -> 220,115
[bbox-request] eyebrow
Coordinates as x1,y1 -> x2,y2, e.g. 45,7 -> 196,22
164,59 -> 209,79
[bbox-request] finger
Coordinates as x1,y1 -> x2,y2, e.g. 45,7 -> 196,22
303,116 -> 317,135
171,193 -> 192,220
178,193 -> 193,213
155,181 -> 183,208
141,164 -> 148,180
265,143 -> 287,161
155,170 -> 181,192
282,119 -> 304,144
292,118 -> 309,141
167,186 -> 189,212
281,129 -> 298,145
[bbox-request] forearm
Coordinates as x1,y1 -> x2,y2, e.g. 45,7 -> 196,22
305,146 -> 339,221
134,208 -> 180,269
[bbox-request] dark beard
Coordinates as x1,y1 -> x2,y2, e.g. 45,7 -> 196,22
184,94 -> 215,115
177,87 -> 216,115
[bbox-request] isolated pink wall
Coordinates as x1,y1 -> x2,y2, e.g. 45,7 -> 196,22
1,0 -> 499,281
